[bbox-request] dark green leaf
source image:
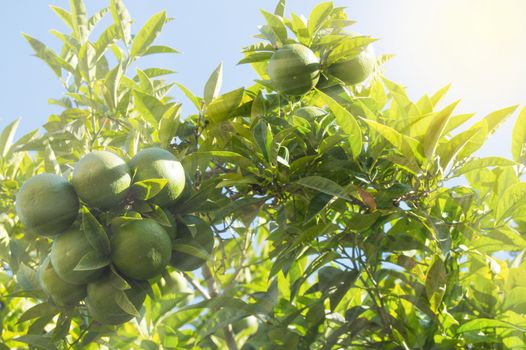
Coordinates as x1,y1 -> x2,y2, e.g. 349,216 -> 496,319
74,251 -> 110,271
81,207 -> 111,255
425,256 -> 447,313
18,303 -> 59,324
457,318 -> 526,333
12,335 -> 56,350
252,119 -> 273,163
172,242 -> 211,261
114,289 -> 140,317
296,176 -> 356,204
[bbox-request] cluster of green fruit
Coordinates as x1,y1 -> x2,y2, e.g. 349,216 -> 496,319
267,33 -> 375,95
15,147 -> 213,325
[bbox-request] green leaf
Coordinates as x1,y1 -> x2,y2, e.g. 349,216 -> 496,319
87,7 -> 110,32
81,207 -> 111,255
110,0 -> 132,45
143,68 -> 176,78
133,90 -> 166,125
204,62 -> 223,105
290,13 -> 309,45
260,10 -> 288,45
317,90 -> 362,158
172,242 -> 211,261
74,251 -> 110,271
18,303 -> 59,324
22,34 -> 66,77
78,42 -> 96,82
144,204 -> 172,227
103,63 -> 123,110
132,179 -> 169,201
308,2 -> 333,37
206,88 -> 245,124
94,24 -> 120,61
175,83 -> 202,110
452,123 -> 488,162
0,118 -> 20,159
238,51 -> 274,65
183,151 -> 254,168
443,113 -> 476,134
423,101 -> 459,159
274,0 -> 286,16
326,36 -> 377,66
114,289 -> 140,317
479,105 -> 518,135
159,103 -> 181,148
430,83 -> 451,107
13,335 -> 56,350
252,120 -> 274,163
363,118 -> 421,162
296,176 -> 356,204
457,318 -> 526,333
453,157 -> 516,177
425,256 -> 447,313
49,6 -> 73,30
503,287 -> 526,311
143,45 -> 179,56
512,106 -> 526,162
495,182 -> 526,223
130,11 -> 166,58
70,0 -> 88,42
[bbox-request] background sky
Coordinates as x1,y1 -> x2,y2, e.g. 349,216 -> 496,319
1,0 -> 525,158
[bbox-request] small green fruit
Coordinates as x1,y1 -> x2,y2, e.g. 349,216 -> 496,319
72,150 -> 131,210
16,173 -> 79,236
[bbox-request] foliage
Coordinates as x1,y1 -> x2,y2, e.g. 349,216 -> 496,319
1,0 -> 526,349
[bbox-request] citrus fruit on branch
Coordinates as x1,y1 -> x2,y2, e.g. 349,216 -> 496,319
50,227 -> 106,285
72,150 -> 132,210
111,218 -> 172,280
268,43 -> 321,96
15,173 -> 79,236
86,273 -> 148,325
327,40 -> 376,85
130,147 -> 186,207
38,256 -> 86,307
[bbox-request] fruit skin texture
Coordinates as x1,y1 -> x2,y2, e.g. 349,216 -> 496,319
86,273 -> 148,325
16,173 -> 79,236
72,150 -> 131,210
129,147 -> 186,207
38,256 -> 86,307
171,215 -> 214,271
328,44 -> 375,85
268,44 -> 320,96
111,218 -> 172,280
51,227 -> 105,285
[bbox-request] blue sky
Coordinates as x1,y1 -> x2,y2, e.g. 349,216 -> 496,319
1,0 -> 525,158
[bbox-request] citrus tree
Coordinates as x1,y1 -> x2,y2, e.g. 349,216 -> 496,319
1,1 -> 526,349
